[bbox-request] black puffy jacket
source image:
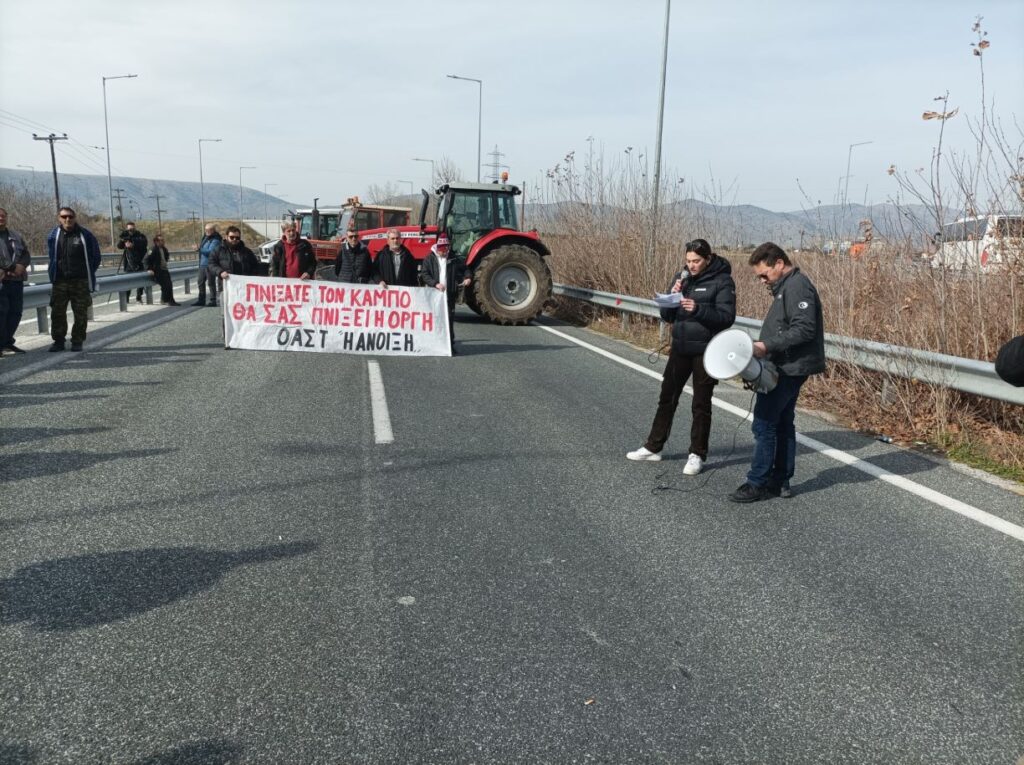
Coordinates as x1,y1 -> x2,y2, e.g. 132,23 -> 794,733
660,255 -> 737,356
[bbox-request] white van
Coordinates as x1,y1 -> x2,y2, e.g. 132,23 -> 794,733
933,214 -> 1024,271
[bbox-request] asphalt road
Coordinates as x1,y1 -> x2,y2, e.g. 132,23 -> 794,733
1,307 -> 1022,764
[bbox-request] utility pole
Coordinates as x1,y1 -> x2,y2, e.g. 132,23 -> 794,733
112,188 -> 127,227
32,133 -> 68,211
484,145 -> 505,183
149,193 -> 165,232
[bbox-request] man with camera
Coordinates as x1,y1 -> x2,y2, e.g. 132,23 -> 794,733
117,221 -> 148,304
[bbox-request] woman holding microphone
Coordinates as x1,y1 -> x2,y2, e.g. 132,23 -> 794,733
627,238 -> 736,475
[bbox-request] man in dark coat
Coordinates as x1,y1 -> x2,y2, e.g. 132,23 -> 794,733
371,228 -> 419,287
419,235 -> 471,351
144,234 -> 180,305
117,221 -> 148,304
995,335 -> 1024,387
209,226 -> 259,282
0,207 -> 32,355
334,228 -> 371,283
46,207 -> 101,352
270,222 -> 317,280
730,242 -> 826,503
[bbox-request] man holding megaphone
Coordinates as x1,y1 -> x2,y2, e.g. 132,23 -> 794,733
729,242 -> 826,503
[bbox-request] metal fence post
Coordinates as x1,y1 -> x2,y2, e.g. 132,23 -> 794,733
183,278 -> 191,295
35,306 -> 48,334
145,286 -> 154,305
621,312 -> 630,332
118,292 -> 128,312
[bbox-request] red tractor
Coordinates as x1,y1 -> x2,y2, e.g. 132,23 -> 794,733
307,182 -> 553,325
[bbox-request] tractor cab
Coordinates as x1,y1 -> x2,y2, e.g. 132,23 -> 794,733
428,183 -> 522,258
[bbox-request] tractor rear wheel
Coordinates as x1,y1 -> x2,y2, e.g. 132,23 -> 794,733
462,285 -> 483,315
471,244 -> 552,325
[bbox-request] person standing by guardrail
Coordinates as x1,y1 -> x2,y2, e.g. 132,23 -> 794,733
0,207 -> 32,356
145,234 -> 180,306
729,242 -> 825,503
195,224 -> 222,307
995,335 -> 1024,387
117,221 -> 148,305
46,207 -> 101,352
627,238 -> 737,475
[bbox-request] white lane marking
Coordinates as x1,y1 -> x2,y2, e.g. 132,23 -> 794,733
536,323 -> 1024,543
367,360 -> 394,444
0,308 -> 197,386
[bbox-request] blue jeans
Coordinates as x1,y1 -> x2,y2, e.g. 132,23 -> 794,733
0,278 -> 24,347
746,374 -> 807,488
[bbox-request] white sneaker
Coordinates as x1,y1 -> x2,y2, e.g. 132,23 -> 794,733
627,446 -> 662,462
683,453 -> 704,475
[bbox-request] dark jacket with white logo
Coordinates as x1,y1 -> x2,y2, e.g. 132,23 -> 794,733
758,267 -> 826,376
660,255 -> 737,356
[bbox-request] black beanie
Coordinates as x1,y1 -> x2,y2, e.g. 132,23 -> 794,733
995,335 -> 1024,387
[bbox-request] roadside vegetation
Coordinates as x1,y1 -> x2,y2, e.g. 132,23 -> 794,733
538,17 -> 1024,481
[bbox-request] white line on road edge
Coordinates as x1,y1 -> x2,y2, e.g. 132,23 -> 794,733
0,307 -> 199,387
367,360 -> 394,445
536,324 -> 1024,544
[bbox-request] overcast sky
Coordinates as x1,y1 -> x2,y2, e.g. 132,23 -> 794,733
1,0 -> 1021,212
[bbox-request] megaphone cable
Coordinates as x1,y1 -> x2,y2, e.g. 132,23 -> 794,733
650,387 -> 757,496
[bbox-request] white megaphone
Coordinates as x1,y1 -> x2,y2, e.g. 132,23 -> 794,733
704,329 -> 779,393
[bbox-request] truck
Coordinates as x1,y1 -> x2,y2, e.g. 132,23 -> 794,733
931,214 -> 1024,271
257,198 -> 411,265
304,182 -> 553,325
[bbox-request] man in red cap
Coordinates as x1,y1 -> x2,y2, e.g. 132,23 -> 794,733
420,235 -> 471,354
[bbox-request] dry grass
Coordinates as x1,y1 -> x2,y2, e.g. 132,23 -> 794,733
545,233 -> 1024,480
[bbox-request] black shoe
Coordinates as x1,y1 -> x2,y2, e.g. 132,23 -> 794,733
70,342 -> 83,352
207,302 -> 218,307
136,297 -> 144,304
168,301 -> 181,306
5,344 -> 26,354
48,341 -> 66,352
192,299 -> 206,307
729,483 -> 770,503
766,483 -> 793,499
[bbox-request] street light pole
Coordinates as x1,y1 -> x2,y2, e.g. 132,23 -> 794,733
264,182 -> 278,237
198,138 -> 221,230
412,157 -> 436,188
843,140 -> 873,211
447,74 -> 483,182
647,0 -> 671,271
102,73 -> 138,247
397,180 -> 415,196
239,166 -> 256,229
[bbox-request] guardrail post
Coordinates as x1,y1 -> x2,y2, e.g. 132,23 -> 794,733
658,322 -> 665,343
87,306 -> 94,321
145,286 -> 154,305
36,306 -> 48,334
118,292 -> 128,312
183,278 -> 191,295
621,312 -> 630,332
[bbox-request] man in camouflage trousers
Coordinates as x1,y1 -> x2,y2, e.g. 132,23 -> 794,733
46,207 -> 101,352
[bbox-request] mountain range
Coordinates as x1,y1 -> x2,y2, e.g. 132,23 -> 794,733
0,167 -> 942,248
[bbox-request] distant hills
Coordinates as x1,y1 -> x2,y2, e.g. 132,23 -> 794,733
0,167 -> 297,222
0,167 -> 943,249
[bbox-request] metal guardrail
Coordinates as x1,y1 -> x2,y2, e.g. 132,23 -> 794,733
23,260 -> 201,335
553,283 -> 1024,406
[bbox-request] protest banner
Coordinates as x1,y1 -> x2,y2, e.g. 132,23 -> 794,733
223,276 -> 451,356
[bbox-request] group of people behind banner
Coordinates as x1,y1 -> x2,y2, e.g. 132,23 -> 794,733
204,222 -> 472,351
